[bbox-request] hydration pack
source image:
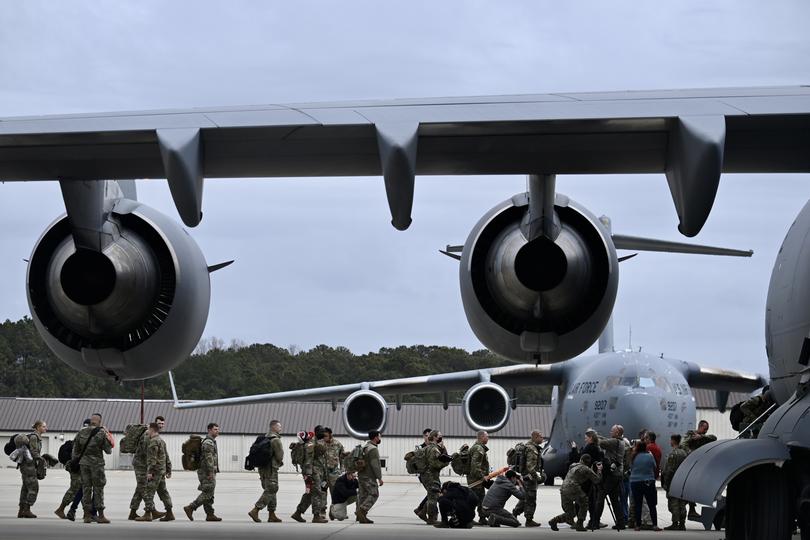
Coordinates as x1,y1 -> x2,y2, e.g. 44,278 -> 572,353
119,424 -> 147,454
245,435 -> 273,470
181,435 -> 203,471
450,444 -> 471,476
344,444 -> 367,473
57,440 -> 74,465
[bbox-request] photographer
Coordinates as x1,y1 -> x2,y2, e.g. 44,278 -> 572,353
549,454 -> 603,531
435,481 -> 478,528
482,470 -> 525,527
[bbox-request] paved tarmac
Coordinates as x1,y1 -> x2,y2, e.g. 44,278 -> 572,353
0,468 -> 749,539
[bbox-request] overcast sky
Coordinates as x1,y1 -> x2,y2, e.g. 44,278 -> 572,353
1,1 -> 809,376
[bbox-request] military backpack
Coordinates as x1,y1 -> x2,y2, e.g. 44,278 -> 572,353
181,435 -> 203,471
3,434 -> 20,456
450,444 -> 471,476
119,424 -> 147,454
344,444 -> 367,473
506,442 -> 528,475
729,401 -> 745,432
57,440 -> 74,466
404,445 -> 428,474
244,435 -> 273,471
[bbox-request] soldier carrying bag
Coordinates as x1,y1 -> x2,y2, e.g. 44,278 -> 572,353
244,435 -> 273,471
344,444 -> 367,473
120,424 -> 147,454
68,427 -> 102,473
451,444 -> 471,476
404,445 -> 428,474
182,435 -> 203,471
506,442 -> 528,475
3,434 -> 21,456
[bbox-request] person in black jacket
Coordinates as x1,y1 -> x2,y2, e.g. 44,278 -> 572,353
435,481 -> 478,528
569,431 -> 607,529
329,472 -> 359,521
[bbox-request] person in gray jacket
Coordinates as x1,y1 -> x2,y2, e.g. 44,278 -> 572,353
482,470 -> 525,527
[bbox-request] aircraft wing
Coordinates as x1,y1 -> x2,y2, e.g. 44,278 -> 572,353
168,362 -> 566,410
2,86 -> 809,232
666,359 -> 768,411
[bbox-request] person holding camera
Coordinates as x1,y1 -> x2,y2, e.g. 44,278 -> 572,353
482,469 -> 525,527
548,454 -> 603,531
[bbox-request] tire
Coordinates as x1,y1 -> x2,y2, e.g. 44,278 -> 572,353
725,465 -> 792,540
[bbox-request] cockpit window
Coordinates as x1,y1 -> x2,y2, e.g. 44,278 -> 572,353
638,377 -> 655,388
620,376 -> 638,387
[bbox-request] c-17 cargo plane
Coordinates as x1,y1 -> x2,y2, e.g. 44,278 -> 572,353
2,86 -> 809,539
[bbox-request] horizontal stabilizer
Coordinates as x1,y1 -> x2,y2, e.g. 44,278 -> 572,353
440,244 -> 463,261
207,260 -> 235,273
612,234 -> 752,257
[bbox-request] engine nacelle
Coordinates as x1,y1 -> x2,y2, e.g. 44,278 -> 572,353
26,200 -> 211,380
460,193 -> 618,362
462,382 -> 512,432
342,390 -> 387,439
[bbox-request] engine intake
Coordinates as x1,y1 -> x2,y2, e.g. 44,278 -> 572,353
342,390 -> 387,440
462,382 -> 511,432
460,193 -> 618,362
27,201 -> 211,380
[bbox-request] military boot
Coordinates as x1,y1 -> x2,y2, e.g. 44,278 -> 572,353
356,508 -> 374,524
425,514 -> 438,525
183,505 -> 194,521
575,520 -> 588,532
291,510 -> 305,522
663,522 -> 679,530
414,508 -> 428,522
83,511 -> 93,523
160,509 -> 175,522
17,506 -> 23,518
312,514 -> 328,523
127,509 -> 140,520
205,513 -> 222,522
267,512 -> 282,523
19,505 -> 37,518
248,506 -> 261,523
152,509 -> 166,519
66,508 -> 76,521
95,512 -> 110,524
135,510 -> 153,522
525,518 -> 540,527
54,503 -> 67,519
548,517 -> 559,531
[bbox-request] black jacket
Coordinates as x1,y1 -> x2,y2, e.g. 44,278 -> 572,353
332,474 -> 359,504
438,482 -> 478,527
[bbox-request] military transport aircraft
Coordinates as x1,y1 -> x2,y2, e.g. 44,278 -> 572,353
2,86 -> 810,539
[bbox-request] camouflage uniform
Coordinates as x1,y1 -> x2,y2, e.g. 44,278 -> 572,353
295,438 -> 328,517
550,462 -> 602,529
72,426 -> 113,514
740,395 -> 772,438
60,465 -> 83,509
129,429 -> 149,512
680,430 -> 717,454
466,441 -> 489,522
255,432 -> 284,511
189,436 -> 218,515
512,442 -> 545,522
143,434 -> 172,512
324,439 -> 346,492
18,433 -> 41,509
420,442 -> 447,520
594,435 -> 627,528
357,441 -> 382,513
661,446 -> 688,528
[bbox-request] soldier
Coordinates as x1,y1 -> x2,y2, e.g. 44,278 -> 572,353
15,420 -> 47,518
72,413 -> 113,523
467,430 -> 490,526
569,430 -> 606,529
184,422 -> 221,521
322,427 -> 347,520
135,423 -> 174,521
56,419 -> 89,521
482,469 -> 525,527
356,430 -> 384,524
681,420 -> 716,520
292,425 -> 329,523
512,430 -> 545,527
248,419 -> 284,523
740,389 -> 775,438
661,434 -> 688,530
549,454 -> 603,531
421,430 -> 450,524
413,428 -> 433,519
129,415 -> 171,520
594,425 -> 628,530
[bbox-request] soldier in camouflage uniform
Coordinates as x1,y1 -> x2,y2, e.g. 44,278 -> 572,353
594,425 -> 628,530
56,419 -> 87,521
16,420 -> 47,518
322,427 -> 347,520
72,413 -> 113,523
129,415 -> 170,520
467,430 -> 490,526
292,425 -> 329,523
134,423 -> 174,521
680,420 -> 717,520
512,430 -> 546,527
356,430 -> 384,524
661,434 -> 688,530
248,419 -> 284,523
184,423 -> 221,521
548,454 -> 603,531
421,430 -> 450,524
740,389 -> 775,438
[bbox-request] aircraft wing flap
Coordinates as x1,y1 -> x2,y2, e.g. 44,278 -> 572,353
672,360 -> 768,393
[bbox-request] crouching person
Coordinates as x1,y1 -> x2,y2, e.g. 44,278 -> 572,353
482,470 -> 525,527
549,454 -> 602,531
435,481 -> 478,529
329,472 -> 359,521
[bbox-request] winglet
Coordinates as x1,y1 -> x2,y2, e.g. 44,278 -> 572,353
168,371 -> 180,407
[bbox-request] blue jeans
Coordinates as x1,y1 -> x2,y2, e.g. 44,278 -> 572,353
630,480 -> 657,527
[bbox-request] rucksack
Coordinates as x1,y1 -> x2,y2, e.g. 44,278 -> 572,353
404,445 -> 428,474
181,435 -> 203,471
451,444 -> 471,476
245,435 -> 273,471
3,434 -> 20,456
730,401 -> 745,431
57,440 -> 74,465
119,424 -> 147,454
506,442 -> 528,474
289,440 -> 306,470
344,444 -> 367,473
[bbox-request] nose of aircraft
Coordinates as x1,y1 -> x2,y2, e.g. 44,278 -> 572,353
612,391 -> 665,437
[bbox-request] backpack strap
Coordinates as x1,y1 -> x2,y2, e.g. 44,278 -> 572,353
76,427 -> 102,463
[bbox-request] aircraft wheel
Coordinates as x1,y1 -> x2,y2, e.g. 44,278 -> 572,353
726,465 -> 791,540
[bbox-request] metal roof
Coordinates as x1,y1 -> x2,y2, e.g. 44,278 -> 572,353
0,391 -> 736,438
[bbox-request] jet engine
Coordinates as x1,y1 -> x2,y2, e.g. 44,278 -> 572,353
462,382 -> 512,432
342,389 -> 387,439
460,193 -> 618,362
26,201 -> 211,380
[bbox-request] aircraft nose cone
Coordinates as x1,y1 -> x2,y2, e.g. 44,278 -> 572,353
614,392 -> 664,437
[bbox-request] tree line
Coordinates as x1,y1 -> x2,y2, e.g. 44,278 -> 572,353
0,317 -> 550,404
